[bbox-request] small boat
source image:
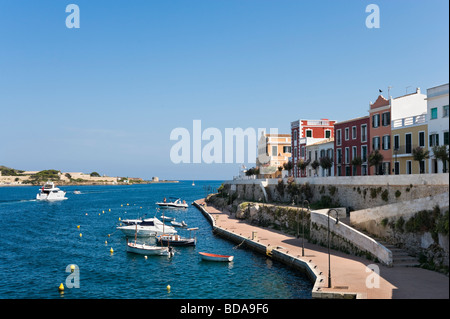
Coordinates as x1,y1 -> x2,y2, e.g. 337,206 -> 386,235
160,215 -> 175,221
36,181 -> 67,201
192,181 -> 195,186
171,220 -> 187,228
156,197 -> 188,209
199,252 -> 234,262
73,190 -> 81,194
157,227 -> 198,246
126,241 -> 173,256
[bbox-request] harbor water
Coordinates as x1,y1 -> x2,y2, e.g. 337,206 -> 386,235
0,181 -> 313,299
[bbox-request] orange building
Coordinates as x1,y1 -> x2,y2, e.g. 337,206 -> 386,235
369,95 -> 392,175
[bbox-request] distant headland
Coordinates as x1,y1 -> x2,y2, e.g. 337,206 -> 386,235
0,166 -> 178,186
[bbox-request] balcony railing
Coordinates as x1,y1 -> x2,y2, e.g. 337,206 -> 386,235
393,144 -> 423,155
392,114 -> 426,129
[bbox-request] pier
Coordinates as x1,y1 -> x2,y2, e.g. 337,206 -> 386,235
194,199 -> 449,299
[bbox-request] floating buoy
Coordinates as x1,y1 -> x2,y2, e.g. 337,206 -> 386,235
102,210 -> 105,214
79,233 -> 82,237
58,283 -> 64,292
77,225 -> 80,229
127,203 -> 129,206
105,240 -> 108,245
118,217 -> 121,221
144,256 -> 148,259
110,247 -> 114,254
108,234 -> 111,237
85,213 -> 88,216
166,285 -> 171,292
70,265 -> 75,273
121,204 -> 123,207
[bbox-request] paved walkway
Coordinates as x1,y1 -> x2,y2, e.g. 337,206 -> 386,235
195,199 -> 449,299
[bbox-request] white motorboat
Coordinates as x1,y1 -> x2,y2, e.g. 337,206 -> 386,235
156,197 -> 188,209
36,181 -> 67,201
171,220 -> 188,228
117,217 -> 177,237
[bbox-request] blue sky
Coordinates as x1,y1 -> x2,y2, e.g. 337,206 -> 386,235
0,0 -> 448,180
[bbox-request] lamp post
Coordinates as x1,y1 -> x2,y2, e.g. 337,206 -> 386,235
301,199 -> 310,257
327,208 -> 339,288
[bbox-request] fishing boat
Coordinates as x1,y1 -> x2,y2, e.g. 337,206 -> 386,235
117,217 -> 177,237
198,252 -> 234,262
36,181 -> 67,201
156,197 -> 188,209
157,228 -> 198,246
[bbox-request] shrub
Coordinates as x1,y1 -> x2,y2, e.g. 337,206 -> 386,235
381,189 -> 389,202
395,190 -> 401,198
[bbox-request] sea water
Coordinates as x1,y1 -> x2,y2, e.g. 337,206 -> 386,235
0,181 -> 312,299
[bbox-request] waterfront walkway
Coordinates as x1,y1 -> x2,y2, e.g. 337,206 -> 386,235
194,199 -> 449,299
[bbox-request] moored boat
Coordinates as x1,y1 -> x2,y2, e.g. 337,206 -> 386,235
199,252 -> 234,262
126,241 -> 173,256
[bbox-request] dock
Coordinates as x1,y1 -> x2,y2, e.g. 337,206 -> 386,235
193,199 -> 449,299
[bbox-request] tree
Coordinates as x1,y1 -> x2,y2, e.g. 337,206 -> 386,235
351,156 -> 363,176
319,156 -> 333,176
296,158 -> 310,176
412,146 -> 430,174
433,145 -> 449,173
368,149 -> 384,175
311,160 -> 320,176
90,172 -> 101,177
283,161 -> 293,176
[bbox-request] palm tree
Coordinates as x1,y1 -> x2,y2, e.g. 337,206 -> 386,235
296,158 -> 310,177
368,149 -> 384,175
432,145 -> 449,173
319,156 -> 333,176
412,146 -> 430,174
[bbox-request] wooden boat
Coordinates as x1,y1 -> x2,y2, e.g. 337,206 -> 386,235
157,227 -> 198,246
199,252 -> 234,262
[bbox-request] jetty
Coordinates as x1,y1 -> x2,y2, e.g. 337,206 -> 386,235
193,199 -> 449,299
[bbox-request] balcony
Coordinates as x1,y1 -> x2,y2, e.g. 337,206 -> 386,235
393,144 -> 423,156
392,114 -> 426,129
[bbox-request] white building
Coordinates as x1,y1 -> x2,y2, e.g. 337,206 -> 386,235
304,138 -> 334,177
427,83 -> 449,173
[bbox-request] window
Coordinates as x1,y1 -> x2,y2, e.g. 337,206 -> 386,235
373,136 -> 380,150
372,114 -> 380,128
361,145 -> 367,162
325,130 -> 331,139
405,133 -> 412,154
306,129 -> 312,138
272,146 -> 277,156
431,108 -> 438,120
382,112 -> 391,126
345,147 -> 349,164
444,132 -> 449,145
308,151 -> 312,160
430,133 -> 439,147
419,132 -> 425,147
361,124 -> 367,142
444,105 -> 449,118
320,149 -> 325,159
382,135 -> 390,150
406,161 -> 412,174
394,162 -> 400,175
345,127 -> 349,140
336,129 -> 342,146
300,146 -> 305,157
352,146 -> 357,161
336,149 -> 342,164
293,147 -> 297,159
283,146 -> 291,154
394,135 -> 400,150
352,126 -> 357,139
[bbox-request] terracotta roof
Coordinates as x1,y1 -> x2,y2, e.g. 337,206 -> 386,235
370,95 -> 390,109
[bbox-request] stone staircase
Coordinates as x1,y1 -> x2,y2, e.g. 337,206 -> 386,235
379,242 -> 420,268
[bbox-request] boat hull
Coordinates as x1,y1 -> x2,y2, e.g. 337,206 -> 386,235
199,252 -> 234,262
127,242 -> 170,256
157,235 -> 196,246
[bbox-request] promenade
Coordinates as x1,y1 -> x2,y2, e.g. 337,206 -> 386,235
194,199 -> 449,299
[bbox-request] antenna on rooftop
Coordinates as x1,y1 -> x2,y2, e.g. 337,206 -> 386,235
388,86 -> 393,99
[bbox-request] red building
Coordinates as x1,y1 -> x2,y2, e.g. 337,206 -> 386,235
291,119 -> 336,177
334,116 -> 370,176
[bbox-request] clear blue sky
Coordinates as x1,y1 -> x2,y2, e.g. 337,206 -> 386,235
0,0 -> 448,180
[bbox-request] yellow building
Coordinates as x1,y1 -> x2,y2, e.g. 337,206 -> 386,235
391,114 -> 428,174
257,133 -> 292,178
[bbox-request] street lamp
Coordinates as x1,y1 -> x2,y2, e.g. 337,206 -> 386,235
301,200 -> 310,257
327,208 -> 339,288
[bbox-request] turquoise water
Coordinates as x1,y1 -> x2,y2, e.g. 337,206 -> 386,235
0,181 -> 312,299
